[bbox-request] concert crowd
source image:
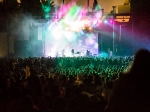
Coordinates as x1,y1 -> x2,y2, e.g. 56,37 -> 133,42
0,49 -> 150,112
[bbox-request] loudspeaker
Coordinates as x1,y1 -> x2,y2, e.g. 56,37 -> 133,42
98,32 -> 113,54
14,40 -> 31,57
14,40 -> 43,57
31,40 -> 43,57
30,26 -> 38,40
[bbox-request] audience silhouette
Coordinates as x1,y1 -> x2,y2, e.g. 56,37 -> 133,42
106,49 -> 150,112
0,49 -> 149,112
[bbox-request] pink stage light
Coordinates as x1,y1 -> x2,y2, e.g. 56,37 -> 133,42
110,20 -> 114,24
55,15 -> 59,19
81,12 -> 84,16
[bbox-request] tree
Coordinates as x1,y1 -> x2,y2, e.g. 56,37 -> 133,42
20,0 -> 35,15
8,0 -> 20,13
41,0 -> 55,19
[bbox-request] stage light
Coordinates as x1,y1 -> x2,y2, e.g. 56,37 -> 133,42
99,20 -> 102,23
62,31 -> 76,42
110,20 -> 114,24
87,27 -> 94,33
52,29 -> 62,40
70,22 -> 81,32
89,27 -> 92,30
55,15 -> 59,19
81,12 -> 84,16
104,20 -> 108,24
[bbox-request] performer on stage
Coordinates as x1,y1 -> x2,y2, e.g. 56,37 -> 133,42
61,49 -> 65,57
86,50 -> 90,56
56,51 -> 59,57
71,49 -> 74,57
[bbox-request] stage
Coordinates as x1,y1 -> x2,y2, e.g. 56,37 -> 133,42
45,30 -> 98,57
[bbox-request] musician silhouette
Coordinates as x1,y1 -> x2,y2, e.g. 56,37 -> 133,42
71,49 -> 74,57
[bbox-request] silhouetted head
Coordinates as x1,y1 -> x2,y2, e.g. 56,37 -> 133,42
130,49 -> 150,74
